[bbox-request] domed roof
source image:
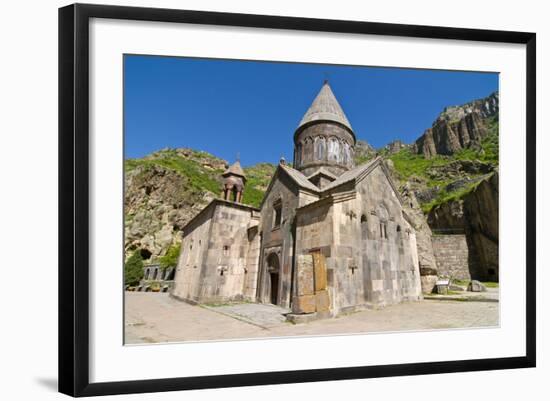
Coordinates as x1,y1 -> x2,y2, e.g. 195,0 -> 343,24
297,81 -> 353,133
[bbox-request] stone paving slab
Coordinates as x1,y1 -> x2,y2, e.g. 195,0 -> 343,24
424,287 -> 500,302
202,303 -> 292,329
124,292 -> 499,344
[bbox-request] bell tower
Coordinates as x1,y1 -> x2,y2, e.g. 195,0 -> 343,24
221,160 -> 246,203
293,81 -> 356,178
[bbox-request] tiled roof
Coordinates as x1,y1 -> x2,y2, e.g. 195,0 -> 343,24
297,81 -> 353,133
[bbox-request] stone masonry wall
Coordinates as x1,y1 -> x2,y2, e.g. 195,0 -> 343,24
172,201 -> 259,304
355,167 -> 422,309
295,122 -> 355,177
431,234 -> 471,280
258,172 -> 300,307
294,164 -> 422,317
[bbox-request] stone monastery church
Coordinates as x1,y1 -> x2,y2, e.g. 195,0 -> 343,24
171,81 -> 422,321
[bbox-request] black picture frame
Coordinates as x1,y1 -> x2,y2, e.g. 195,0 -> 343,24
59,3 -> 536,397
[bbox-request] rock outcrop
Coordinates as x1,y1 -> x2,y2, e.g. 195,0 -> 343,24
413,92 -> 498,158
427,199 -> 465,231
124,148 -> 276,262
382,139 -> 409,155
426,160 -> 495,180
427,172 -> 499,281
400,182 -> 439,293
125,164 -> 216,261
354,139 -> 376,162
463,172 -> 499,280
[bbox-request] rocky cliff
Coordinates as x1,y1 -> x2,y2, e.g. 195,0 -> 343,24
463,172 -> 499,280
382,139 -> 410,155
354,139 -> 377,164
427,172 -> 499,280
124,148 -> 275,261
413,92 -> 499,158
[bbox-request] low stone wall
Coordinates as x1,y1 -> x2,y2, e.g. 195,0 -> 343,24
431,234 -> 471,280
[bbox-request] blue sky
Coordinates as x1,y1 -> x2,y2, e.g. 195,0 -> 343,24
124,55 -> 498,166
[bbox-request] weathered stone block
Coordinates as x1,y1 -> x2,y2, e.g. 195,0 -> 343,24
293,294 -> 316,313
420,274 -> 437,293
315,290 -> 330,312
313,254 -> 327,291
296,254 -> 314,296
435,284 -> 448,294
468,280 -> 487,292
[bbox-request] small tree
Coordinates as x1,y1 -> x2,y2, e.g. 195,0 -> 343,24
159,244 -> 181,270
125,250 -> 144,286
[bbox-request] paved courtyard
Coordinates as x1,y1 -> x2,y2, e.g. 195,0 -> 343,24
124,291 -> 499,344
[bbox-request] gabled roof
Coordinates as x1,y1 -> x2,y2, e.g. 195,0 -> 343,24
306,167 -> 338,181
279,164 -> 320,192
297,81 -> 353,133
258,157 -> 403,209
258,163 -> 320,209
322,157 -> 380,191
321,157 -> 404,206
223,160 -> 245,178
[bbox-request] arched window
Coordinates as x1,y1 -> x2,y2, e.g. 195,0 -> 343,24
304,137 -> 313,163
376,205 -> 389,240
296,142 -> 302,166
272,199 -> 282,228
315,136 -> 326,160
328,137 -> 338,162
343,143 -> 351,166
360,214 -> 368,241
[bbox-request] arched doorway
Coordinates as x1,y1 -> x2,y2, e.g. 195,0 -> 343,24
266,253 -> 280,305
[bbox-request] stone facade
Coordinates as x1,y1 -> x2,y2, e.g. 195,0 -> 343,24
172,81 -> 423,319
171,200 -> 260,304
289,164 -> 422,316
431,233 -> 471,280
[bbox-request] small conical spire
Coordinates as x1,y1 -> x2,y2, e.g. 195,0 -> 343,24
297,81 -> 353,133
223,160 -> 246,178
221,159 -> 246,203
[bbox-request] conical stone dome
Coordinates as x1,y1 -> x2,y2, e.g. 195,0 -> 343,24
293,81 -> 356,178
297,81 -> 353,134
